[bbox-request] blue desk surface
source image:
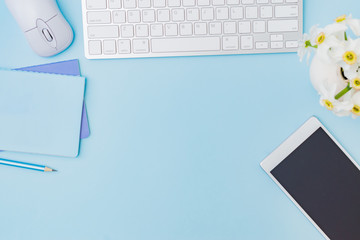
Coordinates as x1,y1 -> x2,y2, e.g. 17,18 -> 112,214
0,1 -> 359,239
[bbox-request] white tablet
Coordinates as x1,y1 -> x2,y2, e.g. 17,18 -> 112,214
261,117 -> 360,240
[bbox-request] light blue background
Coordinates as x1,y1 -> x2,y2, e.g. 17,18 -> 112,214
0,1 -> 359,239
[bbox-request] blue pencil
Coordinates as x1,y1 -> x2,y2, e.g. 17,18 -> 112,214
0,158 -> 57,172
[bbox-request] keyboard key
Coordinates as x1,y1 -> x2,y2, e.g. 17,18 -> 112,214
103,40 -> 116,54
216,7 -> 229,20
260,6 -> 273,18
275,5 -> 298,18
133,39 -> 149,53
151,24 -> 164,36
113,11 -> 126,23
124,0 -> 136,8
270,34 -> 283,41
253,21 -> 265,33
230,7 -> 243,19
87,11 -> 111,24
222,36 -> 239,50
143,10 -> 155,22
194,22 -> 207,35
246,7 -> 258,19
238,21 -> 251,33
198,0 -> 210,5
138,0 -> 151,7
88,26 -> 119,38
88,40 -> 102,54
87,0 -> 106,9
271,41 -> 283,49
109,0 -> 121,8
202,8 -> 214,21
121,25 -> 134,37
187,9 -> 200,21
118,39 -> 131,53
136,24 -> 149,37
242,0 -> 254,4
268,20 -> 298,32
154,0 -> 166,7
172,9 -> 185,21
157,9 -> 170,21
183,0 -> 195,6
227,0 -> 239,4
224,21 -> 236,34
209,22 -> 222,34
255,41 -> 269,49
286,40 -> 298,48
241,35 -> 253,49
151,37 -> 221,52
213,0 -> 225,5
165,23 -> 178,36
168,0 -> 181,6
128,10 -> 141,23
180,23 -> 193,35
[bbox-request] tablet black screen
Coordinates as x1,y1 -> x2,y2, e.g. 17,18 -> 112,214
271,127 -> 360,240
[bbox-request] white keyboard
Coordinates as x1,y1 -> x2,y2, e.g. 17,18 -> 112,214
81,0 -> 302,59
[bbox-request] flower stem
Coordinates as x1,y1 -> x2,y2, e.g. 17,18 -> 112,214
345,32 -> 348,41
335,83 -> 352,100
305,40 -> 318,48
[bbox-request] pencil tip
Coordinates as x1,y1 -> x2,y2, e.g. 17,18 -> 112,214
52,169 -> 57,172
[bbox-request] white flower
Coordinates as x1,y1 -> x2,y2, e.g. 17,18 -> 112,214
298,33 -> 312,62
298,26 -> 325,62
298,24 -> 348,63
316,35 -> 344,64
318,82 -> 353,117
328,38 -> 360,77
351,91 -> 360,118
336,14 -> 360,36
316,23 -> 348,43
347,19 -> 360,36
314,24 -> 348,62
348,73 -> 360,90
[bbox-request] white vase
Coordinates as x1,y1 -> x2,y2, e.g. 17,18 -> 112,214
309,53 -> 348,94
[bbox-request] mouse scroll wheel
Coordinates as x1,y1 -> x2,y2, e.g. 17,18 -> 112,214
42,28 -> 54,42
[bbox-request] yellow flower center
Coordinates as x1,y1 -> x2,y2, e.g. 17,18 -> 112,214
352,78 -> 360,89
316,32 -> 326,45
335,15 -> 347,23
323,100 -> 334,110
343,51 -> 357,65
352,105 -> 360,115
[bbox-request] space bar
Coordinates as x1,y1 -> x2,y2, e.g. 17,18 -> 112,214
151,37 -> 221,53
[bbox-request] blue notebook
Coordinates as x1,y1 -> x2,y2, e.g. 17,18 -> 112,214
15,60 -> 90,139
0,69 -> 85,157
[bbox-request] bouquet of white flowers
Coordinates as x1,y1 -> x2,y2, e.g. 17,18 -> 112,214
299,15 -> 360,117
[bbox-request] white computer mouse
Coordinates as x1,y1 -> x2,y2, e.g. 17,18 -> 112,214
5,0 -> 74,57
